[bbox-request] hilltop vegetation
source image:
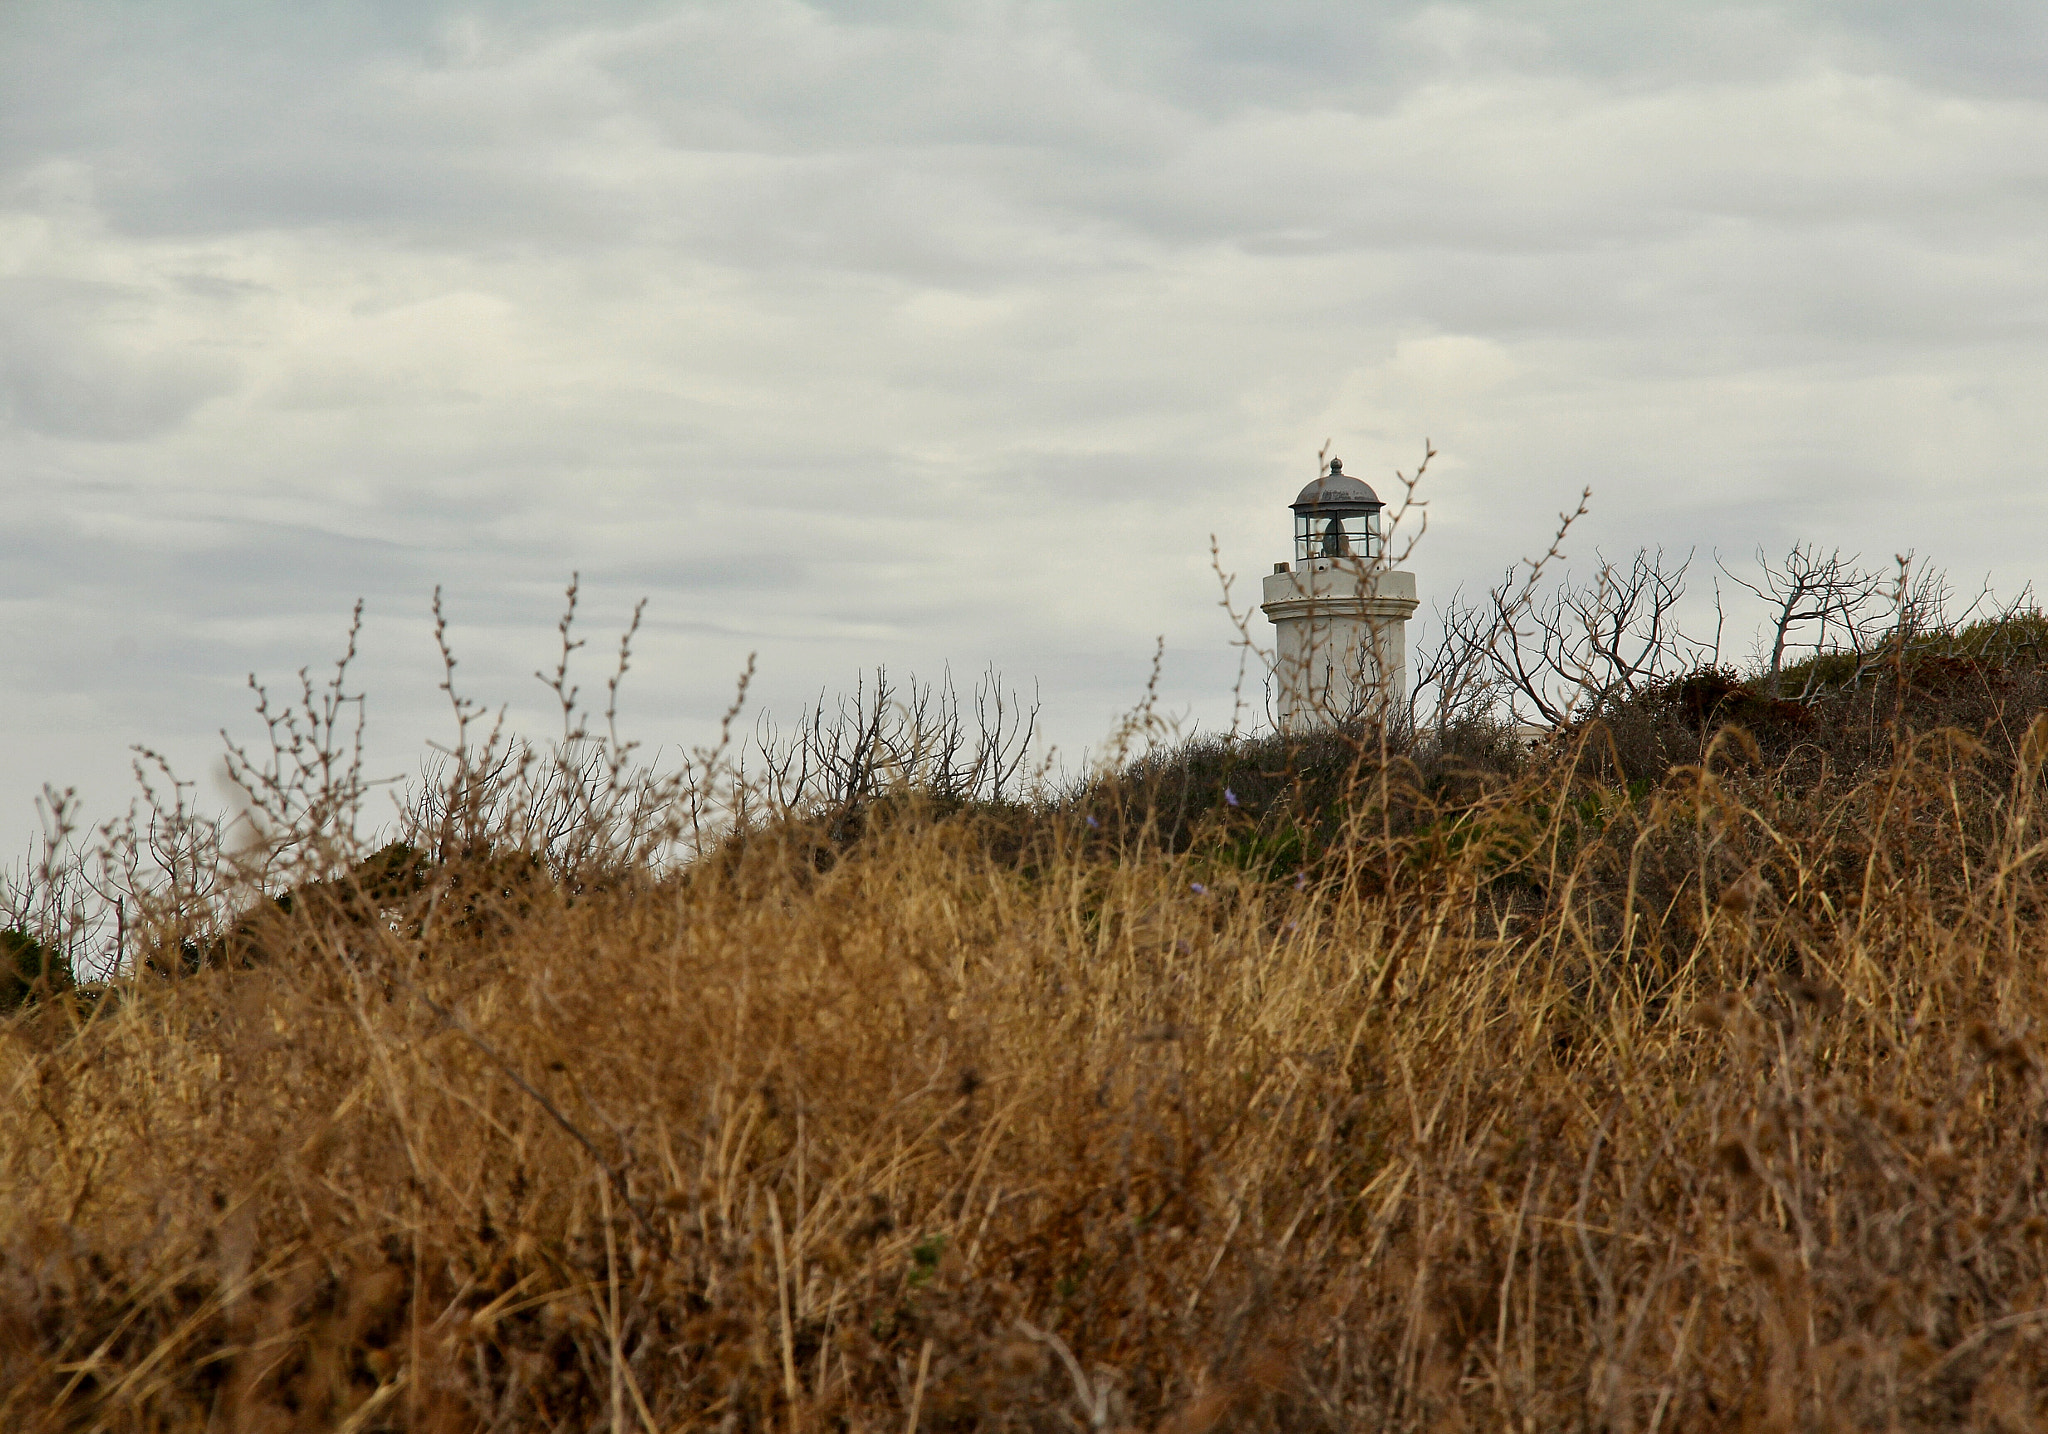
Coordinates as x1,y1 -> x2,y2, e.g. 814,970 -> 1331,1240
8,573 -> 2048,1430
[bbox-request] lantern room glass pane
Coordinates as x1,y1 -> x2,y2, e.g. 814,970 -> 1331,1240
1294,511 -> 1379,562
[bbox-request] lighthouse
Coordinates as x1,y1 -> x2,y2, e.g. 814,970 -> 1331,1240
1260,458 -> 1419,732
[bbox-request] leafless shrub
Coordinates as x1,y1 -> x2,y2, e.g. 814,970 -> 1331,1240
1716,544 -> 2044,705
0,787 -> 107,980
1485,545 -> 1710,726
752,665 -> 1042,823
1721,543 -> 1892,699
215,600 -> 374,878
1400,485 -> 1705,733
1407,590 -> 1512,735
399,579 -> 688,878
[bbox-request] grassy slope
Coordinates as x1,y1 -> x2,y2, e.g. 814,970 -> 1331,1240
6,656 -> 2048,1430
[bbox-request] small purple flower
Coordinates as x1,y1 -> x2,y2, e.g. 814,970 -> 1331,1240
1293,871 -> 1308,891
1224,787 -> 1239,807
1190,881 -> 1208,894
1085,814 -> 1099,829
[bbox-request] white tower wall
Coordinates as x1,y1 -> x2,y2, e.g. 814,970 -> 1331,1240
1261,561 -> 1419,732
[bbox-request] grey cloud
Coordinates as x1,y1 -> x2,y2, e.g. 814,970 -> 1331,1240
0,505 -> 427,637
0,279 -> 239,440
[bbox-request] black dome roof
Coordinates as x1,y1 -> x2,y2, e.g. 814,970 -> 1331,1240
1291,458 -> 1381,512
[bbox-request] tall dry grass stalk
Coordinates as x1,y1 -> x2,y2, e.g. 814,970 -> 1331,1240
7,617 -> 2048,1431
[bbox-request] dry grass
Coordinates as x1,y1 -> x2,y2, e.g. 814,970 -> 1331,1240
8,664 -> 2048,1431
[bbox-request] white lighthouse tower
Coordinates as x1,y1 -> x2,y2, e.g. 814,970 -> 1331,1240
1260,458 -> 1419,732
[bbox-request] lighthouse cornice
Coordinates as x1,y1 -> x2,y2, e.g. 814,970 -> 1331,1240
1259,564 -> 1417,620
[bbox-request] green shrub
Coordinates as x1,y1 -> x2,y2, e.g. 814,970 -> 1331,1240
0,928 -> 73,1013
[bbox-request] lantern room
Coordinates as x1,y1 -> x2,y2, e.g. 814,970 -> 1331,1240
1290,458 -> 1383,565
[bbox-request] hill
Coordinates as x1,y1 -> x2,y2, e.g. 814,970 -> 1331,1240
7,625 -> 2048,1430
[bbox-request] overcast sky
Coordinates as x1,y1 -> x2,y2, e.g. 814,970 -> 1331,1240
5,0 -> 2048,844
